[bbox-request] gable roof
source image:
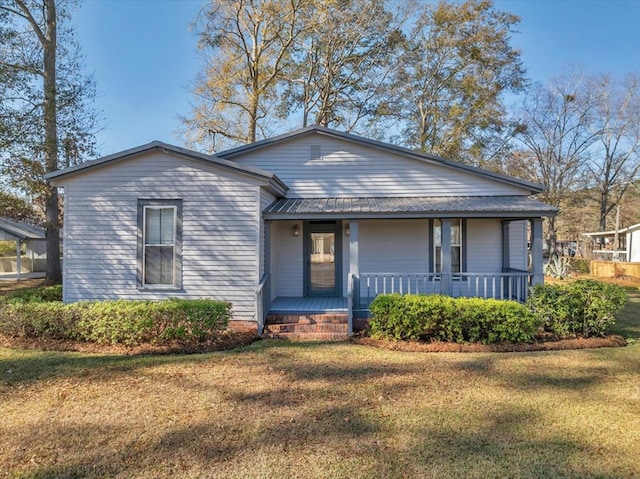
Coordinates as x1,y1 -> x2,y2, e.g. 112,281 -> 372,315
216,125 -> 545,195
0,216 -> 45,241
583,223 -> 640,237
44,141 -> 288,196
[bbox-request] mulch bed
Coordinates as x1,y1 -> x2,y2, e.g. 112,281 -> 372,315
351,334 -> 628,353
0,330 -> 259,355
0,331 -> 628,355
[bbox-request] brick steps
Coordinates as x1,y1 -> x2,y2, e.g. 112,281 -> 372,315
263,313 -> 349,341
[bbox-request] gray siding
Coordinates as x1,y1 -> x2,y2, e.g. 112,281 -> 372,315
231,135 -> 528,198
60,151 -> 262,322
466,219 -> 502,273
271,220 -> 303,297
509,220 -> 528,270
359,220 -> 429,273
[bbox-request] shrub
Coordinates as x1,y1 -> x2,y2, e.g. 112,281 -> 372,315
527,280 -> 627,338
2,284 -> 63,303
569,258 -> 590,274
0,295 -> 232,346
544,255 -> 572,279
369,294 -> 540,344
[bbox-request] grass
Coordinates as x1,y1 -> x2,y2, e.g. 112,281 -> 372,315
1,280 -> 639,478
2,338 -> 640,478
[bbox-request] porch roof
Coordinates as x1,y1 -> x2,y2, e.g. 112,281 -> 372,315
0,216 -> 45,241
264,196 -> 558,220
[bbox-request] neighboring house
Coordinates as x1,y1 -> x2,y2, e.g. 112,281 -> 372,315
583,223 -> 640,263
0,216 -> 47,278
46,126 -> 557,337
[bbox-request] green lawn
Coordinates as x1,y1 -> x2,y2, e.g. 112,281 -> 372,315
1,291 -> 639,478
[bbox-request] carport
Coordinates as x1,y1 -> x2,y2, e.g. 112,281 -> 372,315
0,216 -> 46,280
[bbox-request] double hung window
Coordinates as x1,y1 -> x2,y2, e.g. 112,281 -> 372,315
434,219 -> 462,273
138,200 -> 182,289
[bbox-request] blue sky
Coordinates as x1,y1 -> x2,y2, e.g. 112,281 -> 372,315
74,0 -> 640,155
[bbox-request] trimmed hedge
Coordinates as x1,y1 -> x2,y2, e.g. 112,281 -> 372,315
527,280 -> 627,338
0,295 -> 232,346
369,294 -> 540,344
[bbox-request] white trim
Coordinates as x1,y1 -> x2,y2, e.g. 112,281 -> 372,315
142,205 -> 177,287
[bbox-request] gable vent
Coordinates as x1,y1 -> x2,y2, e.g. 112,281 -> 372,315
309,144 -> 322,161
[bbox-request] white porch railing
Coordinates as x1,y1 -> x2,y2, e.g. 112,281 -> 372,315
355,270 -> 532,309
591,250 -> 628,262
256,273 -> 271,336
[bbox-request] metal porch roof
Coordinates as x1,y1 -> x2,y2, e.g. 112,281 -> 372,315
0,217 -> 46,241
263,196 -> 558,219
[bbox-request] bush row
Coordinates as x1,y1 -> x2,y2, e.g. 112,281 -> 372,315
369,294 -> 539,344
526,279 -> 627,338
0,295 -> 231,346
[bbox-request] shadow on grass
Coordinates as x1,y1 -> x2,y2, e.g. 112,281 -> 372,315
16,401 -> 626,479
0,348 -> 216,386
611,291 -> 640,341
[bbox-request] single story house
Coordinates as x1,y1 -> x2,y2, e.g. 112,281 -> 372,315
46,126 -> 557,338
583,223 -> 640,263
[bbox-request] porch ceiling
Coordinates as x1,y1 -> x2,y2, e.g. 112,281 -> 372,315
263,196 -> 558,220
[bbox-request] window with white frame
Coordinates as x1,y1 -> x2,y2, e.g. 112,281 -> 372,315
434,219 -> 462,273
138,200 -> 182,288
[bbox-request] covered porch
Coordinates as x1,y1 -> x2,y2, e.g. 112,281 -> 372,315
257,196 -> 556,337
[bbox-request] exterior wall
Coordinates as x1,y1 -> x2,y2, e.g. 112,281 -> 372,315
231,134 -> 529,198
466,219 -> 502,273
271,220 -> 304,297
60,151 -> 262,322
508,220 -> 528,270
629,230 -> 640,262
359,219 -> 429,273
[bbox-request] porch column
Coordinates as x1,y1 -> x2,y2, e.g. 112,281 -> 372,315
531,218 -> 544,285
264,220 -> 271,301
502,220 -> 511,271
348,221 -> 359,337
440,218 -> 452,296
16,239 -> 22,281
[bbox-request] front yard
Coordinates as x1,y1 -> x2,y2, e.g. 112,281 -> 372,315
1,291 -> 639,478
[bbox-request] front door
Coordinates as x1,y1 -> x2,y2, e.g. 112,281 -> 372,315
304,221 -> 342,296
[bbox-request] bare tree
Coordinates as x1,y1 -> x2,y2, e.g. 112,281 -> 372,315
515,70 -> 599,256
181,0 -> 306,151
586,74 -> 640,230
0,0 -> 99,284
279,0 -> 406,131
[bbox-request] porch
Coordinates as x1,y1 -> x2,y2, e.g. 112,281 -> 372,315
257,196 -> 554,338
258,269 -> 533,339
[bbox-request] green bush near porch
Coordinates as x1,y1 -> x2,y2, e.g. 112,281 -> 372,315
368,294 -> 540,344
527,280 -> 627,338
0,289 -> 232,346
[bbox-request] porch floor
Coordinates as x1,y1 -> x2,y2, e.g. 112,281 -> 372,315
269,296 -> 348,314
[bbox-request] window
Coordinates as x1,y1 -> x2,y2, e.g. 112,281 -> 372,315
138,200 -> 182,289
434,219 -> 462,273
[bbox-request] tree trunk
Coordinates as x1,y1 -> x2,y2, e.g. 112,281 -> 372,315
43,0 -> 62,284
598,187 -> 608,231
